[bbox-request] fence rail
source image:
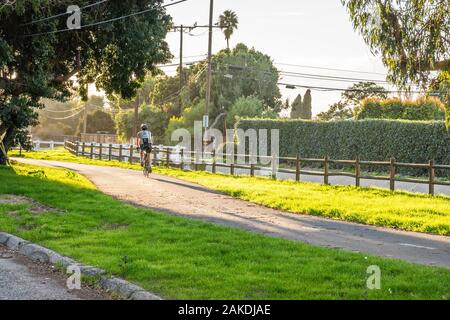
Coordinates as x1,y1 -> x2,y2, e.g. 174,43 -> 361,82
64,140 -> 450,196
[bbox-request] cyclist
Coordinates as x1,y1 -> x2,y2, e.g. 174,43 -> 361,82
136,124 -> 153,167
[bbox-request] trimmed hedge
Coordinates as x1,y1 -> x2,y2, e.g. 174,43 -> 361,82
238,119 -> 450,171
355,97 -> 445,121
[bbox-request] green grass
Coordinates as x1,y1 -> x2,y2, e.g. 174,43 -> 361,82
1,162 -> 450,299
10,149 -> 450,236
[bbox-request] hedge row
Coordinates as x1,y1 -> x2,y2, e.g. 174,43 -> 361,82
237,119 -> 450,173
355,97 -> 445,121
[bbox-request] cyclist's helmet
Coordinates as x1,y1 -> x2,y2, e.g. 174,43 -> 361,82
141,124 -> 148,131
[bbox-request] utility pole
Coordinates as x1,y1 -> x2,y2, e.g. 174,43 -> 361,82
179,24 -> 184,114
204,0 -> 214,133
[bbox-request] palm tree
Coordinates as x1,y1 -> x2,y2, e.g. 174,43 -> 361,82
219,10 -> 238,50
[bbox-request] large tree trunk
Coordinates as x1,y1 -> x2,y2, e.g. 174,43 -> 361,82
0,126 -> 15,165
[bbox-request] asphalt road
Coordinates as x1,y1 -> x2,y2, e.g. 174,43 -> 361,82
13,158 -> 450,269
0,246 -> 107,300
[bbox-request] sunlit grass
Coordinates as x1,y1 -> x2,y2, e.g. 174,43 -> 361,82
1,162 -> 449,299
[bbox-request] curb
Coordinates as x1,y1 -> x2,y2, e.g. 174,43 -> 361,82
0,232 -> 162,300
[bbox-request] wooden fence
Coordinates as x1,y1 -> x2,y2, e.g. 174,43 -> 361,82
64,140 -> 450,196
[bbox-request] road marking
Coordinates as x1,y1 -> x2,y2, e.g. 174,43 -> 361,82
399,243 -> 436,250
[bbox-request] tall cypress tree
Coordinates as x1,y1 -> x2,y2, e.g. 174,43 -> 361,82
300,89 -> 312,119
290,94 -> 302,119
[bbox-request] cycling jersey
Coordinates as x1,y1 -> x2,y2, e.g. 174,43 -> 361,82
138,130 -> 152,152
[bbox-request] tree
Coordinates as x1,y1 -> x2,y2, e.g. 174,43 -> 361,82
115,104 -> 168,144
341,82 -> 389,108
209,44 -> 282,124
427,71 -> 450,127
226,96 -> 276,126
290,94 -> 302,119
342,0 -> 449,88
141,43 -> 282,139
219,10 -> 239,50
0,1 -> 172,164
77,110 -> 115,135
165,101 -> 205,144
316,102 -> 353,121
32,99 -> 83,139
299,89 -> 312,119
317,82 -> 389,121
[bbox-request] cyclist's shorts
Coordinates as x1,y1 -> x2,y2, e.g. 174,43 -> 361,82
140,144 -> 152,153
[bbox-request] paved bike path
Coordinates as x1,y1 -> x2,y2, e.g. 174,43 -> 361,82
14,158 -> 450,269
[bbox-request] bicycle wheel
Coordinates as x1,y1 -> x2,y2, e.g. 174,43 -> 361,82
143,152 -> 151,178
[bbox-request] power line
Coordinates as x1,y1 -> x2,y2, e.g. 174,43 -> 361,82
172,54 -> 207,60
215,62 -> 423,91
279,71 -> 391,84
42,105 -> 85,113
156,58 -> 206,68
23,0 -> 189,37
20,0 -> 108,27
40,107 -> 85,120
154,64 -> 207,105
278,82 -> 425,94
274,62 -> 387,76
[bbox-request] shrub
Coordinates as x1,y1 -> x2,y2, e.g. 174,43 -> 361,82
355,97 -> 445,121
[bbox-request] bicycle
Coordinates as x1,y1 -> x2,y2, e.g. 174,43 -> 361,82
141,146 -> 152,178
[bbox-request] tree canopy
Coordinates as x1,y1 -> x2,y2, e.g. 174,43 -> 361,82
290,94 -> 302,119
300,89 -> 312,120
209,43 -> 282,121
317,82 -> 389,121
342,0 -> 449,88
0,0 -> 172,163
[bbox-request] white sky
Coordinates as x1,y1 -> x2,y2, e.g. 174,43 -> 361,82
163,0 -> 392,116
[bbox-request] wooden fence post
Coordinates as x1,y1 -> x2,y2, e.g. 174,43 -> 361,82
212,149 -> 216,174
180,148 -> 184,170
428,160 -> 435,196
99,143 -> 103,160
389,157 -> 396,191
324,155 -> 329,185
119,144 -> 123,162
295,153 -> 300,182
90,143 -> 94,159
75,141 -> 79,157
108,144 -> 112,161
129,145 -> 133,164
82,142 -> 85,156
355,155 -> 361,187
250,163 -> 255,177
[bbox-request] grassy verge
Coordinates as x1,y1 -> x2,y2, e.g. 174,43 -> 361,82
1,162 -> 450,299
10,150 -> 450,236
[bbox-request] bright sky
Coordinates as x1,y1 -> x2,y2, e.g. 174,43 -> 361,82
163,0 -> 392,116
